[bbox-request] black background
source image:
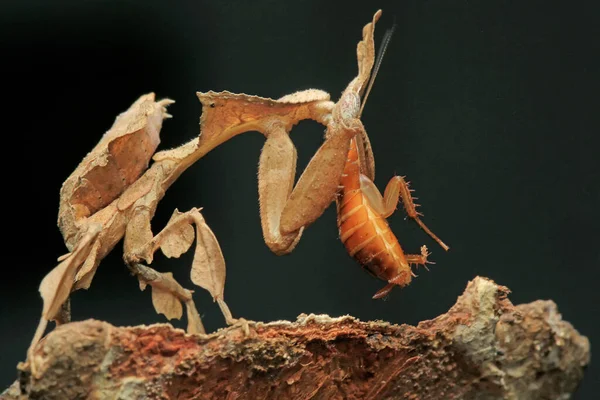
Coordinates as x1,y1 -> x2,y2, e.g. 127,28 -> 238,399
1,1 -> 598,398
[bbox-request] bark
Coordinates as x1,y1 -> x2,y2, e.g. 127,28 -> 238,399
3,277 -> 590,400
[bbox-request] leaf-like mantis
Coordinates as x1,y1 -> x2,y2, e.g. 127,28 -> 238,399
185,299 -> 205,335
27,11 -> 433,368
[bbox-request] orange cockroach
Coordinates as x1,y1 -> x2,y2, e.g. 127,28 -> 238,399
336,24 -> 450,299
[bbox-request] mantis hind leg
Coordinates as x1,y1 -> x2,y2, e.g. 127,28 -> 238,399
124,206 -> 237,334
127,262 -> 206,335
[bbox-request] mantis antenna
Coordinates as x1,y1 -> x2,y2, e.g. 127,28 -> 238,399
359,22 -> 397,117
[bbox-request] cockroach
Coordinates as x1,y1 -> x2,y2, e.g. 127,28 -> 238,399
336,23 -> 449,299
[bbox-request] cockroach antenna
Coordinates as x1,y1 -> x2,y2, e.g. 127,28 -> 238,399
359,20 -> 397,117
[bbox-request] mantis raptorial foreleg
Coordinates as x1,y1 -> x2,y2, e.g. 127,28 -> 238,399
258,116 -> 365,255
258,124 -> 301,254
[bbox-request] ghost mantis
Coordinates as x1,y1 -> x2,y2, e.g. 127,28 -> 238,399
28,9 -> 447,369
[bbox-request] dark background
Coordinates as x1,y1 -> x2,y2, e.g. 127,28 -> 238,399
1,0 -> 598,397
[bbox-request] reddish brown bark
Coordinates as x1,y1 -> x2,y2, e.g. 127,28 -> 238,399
4,277 -> 590,400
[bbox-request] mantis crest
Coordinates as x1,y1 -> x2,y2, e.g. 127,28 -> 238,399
28,10 -> 448,369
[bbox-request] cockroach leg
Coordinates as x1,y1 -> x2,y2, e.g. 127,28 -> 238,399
360,174 -> 449,251
406,245 -> 433,271
372,283 -> 395,300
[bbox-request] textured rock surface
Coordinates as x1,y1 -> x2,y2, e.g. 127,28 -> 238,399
3,277 -> 590,399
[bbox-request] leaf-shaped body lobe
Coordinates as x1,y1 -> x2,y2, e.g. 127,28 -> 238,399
190,214 -> 226,300
151,272 -> 184,321
39,224 -> 101,320
186,301 -> 206,334
160,209 -> 195,258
